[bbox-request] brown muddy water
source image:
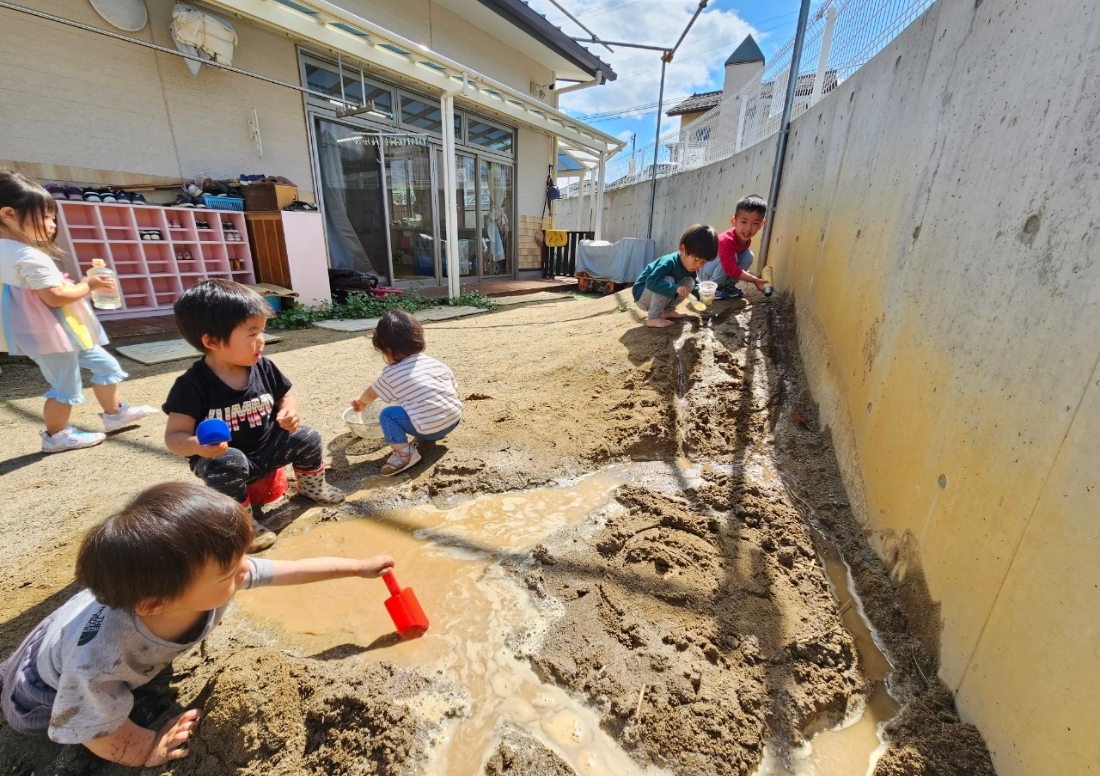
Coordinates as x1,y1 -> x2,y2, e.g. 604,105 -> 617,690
238,463 -> 899,776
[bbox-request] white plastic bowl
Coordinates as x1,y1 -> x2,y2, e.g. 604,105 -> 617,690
698,280 -> 718,303
342,403 -> 385,441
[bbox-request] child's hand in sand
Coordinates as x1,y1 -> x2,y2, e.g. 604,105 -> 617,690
357,555 -> 396,579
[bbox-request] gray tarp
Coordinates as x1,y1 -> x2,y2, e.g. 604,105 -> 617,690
576,238 -> 657,282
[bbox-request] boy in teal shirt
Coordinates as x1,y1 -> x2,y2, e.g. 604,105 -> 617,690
632,224 -> 718,328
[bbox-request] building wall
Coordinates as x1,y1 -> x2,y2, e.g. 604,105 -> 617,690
0,0 -> 313,195
331,0 -> 555,94
1,0 -> 559,208
559,0 -> 1100,773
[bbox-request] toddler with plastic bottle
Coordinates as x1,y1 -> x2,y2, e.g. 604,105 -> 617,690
0,170 -> 154,453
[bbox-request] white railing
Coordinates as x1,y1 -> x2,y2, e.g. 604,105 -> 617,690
566,0 -> 938,196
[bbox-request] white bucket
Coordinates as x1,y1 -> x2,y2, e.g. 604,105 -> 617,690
698,281 -> 718,305
342,402 -> 386,441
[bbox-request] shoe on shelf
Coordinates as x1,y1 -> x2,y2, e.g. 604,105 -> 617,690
100,190 -> 117,204
45,183 -> 66,200
112,190 -> 132,204
248,518 -> 277,553
100,403 -> 156,432
379,444 -> 421,476
130,192 -> 148,205
41,426 -> 106,453
82,189 -> 102,203
63,184 -> 84,201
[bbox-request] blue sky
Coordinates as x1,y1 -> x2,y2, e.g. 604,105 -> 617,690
525,0 -> 819,154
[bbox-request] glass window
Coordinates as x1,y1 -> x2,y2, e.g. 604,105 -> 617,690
400,94 -> 443,133
467,118 -> 513,154
304,60 -> 392,115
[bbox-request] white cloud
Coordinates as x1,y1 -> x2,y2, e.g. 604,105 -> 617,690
528,0 -> 759,120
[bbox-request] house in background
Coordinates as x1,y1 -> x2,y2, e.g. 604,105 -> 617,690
0,0 -> 621,297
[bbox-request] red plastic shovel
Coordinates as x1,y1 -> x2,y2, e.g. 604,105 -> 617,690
382,571 -> 429,639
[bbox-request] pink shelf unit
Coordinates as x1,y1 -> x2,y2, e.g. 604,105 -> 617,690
55,201 -> 256,320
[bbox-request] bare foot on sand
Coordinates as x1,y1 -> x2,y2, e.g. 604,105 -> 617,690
645,318 -> 675,328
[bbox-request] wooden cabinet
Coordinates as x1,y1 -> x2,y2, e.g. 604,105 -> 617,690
56,201 -> 254,319
245,211 -> 331,305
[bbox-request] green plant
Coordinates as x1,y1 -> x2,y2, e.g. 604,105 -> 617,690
269,284 -> 496,329
450,287 -> 498,310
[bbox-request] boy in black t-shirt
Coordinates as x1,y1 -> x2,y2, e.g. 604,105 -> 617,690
163,280 -> 344,552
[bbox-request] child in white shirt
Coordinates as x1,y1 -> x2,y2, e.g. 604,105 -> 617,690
351,309 -> 462,476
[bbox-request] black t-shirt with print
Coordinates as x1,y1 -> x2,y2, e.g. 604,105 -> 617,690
162,357 -> 292,459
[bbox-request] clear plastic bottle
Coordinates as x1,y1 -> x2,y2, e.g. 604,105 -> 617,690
88,259 -> 122,310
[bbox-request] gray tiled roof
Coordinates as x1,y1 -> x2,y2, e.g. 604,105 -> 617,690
667,90 -> 721,116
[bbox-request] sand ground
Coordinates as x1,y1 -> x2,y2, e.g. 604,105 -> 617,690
0,291 -> 994,775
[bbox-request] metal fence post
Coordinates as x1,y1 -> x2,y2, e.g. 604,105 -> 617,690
734,95 -> 747,153
811,6 -> 839,106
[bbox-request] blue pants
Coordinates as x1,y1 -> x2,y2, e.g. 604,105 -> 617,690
699,248 -> 753,285
379,406 -> 459,446
30,346 -> 126,404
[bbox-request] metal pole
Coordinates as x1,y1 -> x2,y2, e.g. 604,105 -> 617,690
647,53 -> 669,240
758,0 -> 813,271
441,94 -> 460,299
595,151 -> 606,240
811,6 -> 838,107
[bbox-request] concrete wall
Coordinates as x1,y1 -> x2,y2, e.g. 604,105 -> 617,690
563,0 -> 1100,773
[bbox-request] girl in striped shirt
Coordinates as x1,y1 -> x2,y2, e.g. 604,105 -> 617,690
351,309 -> 462,476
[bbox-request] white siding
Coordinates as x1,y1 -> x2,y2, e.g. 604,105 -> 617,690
0,0 -> 313,194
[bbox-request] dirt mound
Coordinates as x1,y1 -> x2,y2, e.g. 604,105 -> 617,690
0,292 -> 996,774
483,724 -> 577,776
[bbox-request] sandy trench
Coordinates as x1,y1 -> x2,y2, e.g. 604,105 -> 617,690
0,291 -> 995,775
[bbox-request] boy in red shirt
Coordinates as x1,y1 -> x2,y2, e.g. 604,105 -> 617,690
698,194 -> 770,299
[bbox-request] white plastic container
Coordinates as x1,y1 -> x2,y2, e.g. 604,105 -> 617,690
342,402 -> 387,441
698,280 -> 718,306
88,259 -> 121,309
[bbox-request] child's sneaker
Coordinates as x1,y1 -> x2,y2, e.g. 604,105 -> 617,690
99,403 -> 156,432
718,283 -> 743,299
380,444 -> 421,476
41,426 -> 106,453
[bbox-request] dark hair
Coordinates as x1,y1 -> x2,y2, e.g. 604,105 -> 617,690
75,482 -> 252,612
0,170 -> 60,255
735,194 -> 768,218
372,309 -> 425,361
174,279 -> 273,353
678,224 -> 719,261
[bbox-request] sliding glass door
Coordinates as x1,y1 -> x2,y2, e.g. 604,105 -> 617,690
385,141 -> 436,282
314,118 -> 388,279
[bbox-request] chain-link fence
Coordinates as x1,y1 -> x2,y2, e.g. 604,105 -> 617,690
567,0 -> 938,196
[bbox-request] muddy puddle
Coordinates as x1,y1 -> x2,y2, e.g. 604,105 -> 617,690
239,461 -> 900,776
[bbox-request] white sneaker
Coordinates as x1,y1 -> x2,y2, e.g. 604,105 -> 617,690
41,426 -> 106,453
99,403 -> 156,432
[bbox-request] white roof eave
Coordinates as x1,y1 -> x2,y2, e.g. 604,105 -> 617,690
205,0 -> 624,155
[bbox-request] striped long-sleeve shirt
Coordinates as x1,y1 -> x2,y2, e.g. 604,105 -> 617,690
371,353 -> 462,434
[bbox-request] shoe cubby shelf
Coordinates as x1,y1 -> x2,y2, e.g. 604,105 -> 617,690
56,201 -> 255,320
